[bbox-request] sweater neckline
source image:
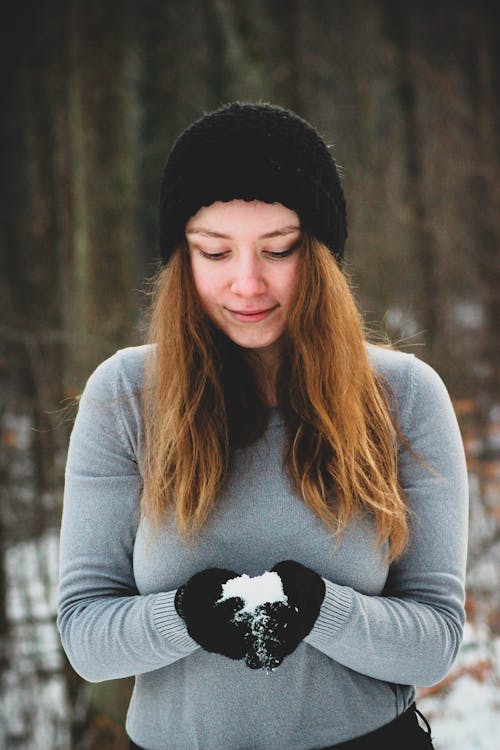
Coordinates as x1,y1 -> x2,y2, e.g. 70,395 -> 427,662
267,406 -> 284,427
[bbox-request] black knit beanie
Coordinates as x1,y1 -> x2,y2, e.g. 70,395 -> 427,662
159,102 -> 347,264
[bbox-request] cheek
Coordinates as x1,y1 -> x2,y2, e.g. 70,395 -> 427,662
190,262 -> 219,309
279,264 -> 299,303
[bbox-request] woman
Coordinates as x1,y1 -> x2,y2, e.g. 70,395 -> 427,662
57,102 -> 469,749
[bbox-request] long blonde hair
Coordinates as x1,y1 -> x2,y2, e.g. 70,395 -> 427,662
141,235 -> 410,561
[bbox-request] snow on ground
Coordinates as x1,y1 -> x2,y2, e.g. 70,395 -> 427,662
417,621 -> 500,750
2,531 -> 500,748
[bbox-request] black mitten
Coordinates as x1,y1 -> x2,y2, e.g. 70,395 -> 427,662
244,560 -> 325,670
243,600 -> 291,671
174,568 -> 250,659
272,559 -> 326,641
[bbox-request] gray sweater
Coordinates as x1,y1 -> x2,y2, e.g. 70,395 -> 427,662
57,344 -> 468,750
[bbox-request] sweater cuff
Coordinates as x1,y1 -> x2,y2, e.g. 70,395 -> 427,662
152,590 -> 199,652
304,578 -> 353,648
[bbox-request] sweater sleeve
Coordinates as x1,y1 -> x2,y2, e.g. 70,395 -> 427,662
304,355 -> 469,687
57,350 -> 198,683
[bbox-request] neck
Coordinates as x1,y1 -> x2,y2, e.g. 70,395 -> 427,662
245,346 -> 282,408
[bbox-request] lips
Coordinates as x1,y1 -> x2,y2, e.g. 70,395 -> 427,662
226,305 -> 278,322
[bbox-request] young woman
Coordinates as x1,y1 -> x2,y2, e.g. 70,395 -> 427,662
57,102 -> 469,749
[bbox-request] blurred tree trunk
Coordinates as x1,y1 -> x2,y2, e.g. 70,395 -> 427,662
469,9 -> 500,402
0,1 -> 141,747
65,0 -> 141,385
380,2 -> 444,363
0,516 -> 8,673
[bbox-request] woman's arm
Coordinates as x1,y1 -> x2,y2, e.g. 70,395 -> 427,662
304,354 -> 469,686
57,350 -> 198,682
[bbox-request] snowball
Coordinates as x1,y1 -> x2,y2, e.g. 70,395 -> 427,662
218,571 -> 288,613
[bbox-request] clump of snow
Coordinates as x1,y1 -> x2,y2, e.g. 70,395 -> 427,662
218,572 -> 287,612
218,572 -> 289,672
246,607 -> 279,671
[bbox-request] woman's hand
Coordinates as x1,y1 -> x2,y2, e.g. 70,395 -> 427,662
244,560 -> 326,670
174,562 -> 325,669
174,568 -> 250,659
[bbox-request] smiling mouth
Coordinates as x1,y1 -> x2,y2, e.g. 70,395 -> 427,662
226,306 -> 278,321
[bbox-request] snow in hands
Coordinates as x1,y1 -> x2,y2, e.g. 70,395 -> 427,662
218,572 -> 289,672
218,572 -> 288,612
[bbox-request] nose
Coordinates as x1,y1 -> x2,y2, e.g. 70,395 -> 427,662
230,254 -> 267,296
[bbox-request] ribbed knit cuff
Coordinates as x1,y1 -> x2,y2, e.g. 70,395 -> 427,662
304,578 -> 353,649
152,590 -> 199,652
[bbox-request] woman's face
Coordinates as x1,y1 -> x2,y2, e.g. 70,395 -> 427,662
186,199 -> 301,359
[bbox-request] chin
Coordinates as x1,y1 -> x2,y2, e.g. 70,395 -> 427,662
227,331 -> 283,353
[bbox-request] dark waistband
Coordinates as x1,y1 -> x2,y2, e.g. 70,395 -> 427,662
318,702 -> 432,749
129,702 -> 432,750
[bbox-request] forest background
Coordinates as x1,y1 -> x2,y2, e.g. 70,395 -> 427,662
0,1 -> 499,748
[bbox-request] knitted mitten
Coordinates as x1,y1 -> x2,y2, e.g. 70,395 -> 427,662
174,568 -> 250,659
244,560 -> 325,670
243,600 -> 291,670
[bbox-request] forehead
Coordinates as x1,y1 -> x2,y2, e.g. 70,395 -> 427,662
185,200 -> 300,240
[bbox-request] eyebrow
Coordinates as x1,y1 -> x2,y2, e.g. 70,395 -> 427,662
185,225 -> 301,239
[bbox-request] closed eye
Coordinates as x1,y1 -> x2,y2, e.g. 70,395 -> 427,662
199,250 -> 228,260
266,240 -> 301,259
267,248 -> 295,259
196,238 -> 301,261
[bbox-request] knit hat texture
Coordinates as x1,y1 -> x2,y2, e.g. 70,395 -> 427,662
159,102 -> 347,263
